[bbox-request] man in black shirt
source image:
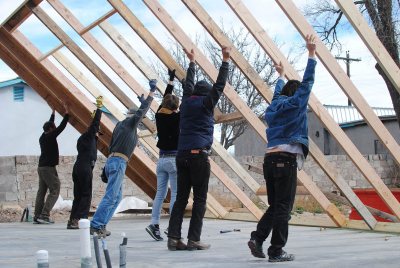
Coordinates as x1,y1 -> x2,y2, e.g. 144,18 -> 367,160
68,97 -> 103,229
34,102 -> 69,224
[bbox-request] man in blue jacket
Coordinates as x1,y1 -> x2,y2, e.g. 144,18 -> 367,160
248,35 -> 317,262
90,80 -> 156,238
167,46 -> 231,251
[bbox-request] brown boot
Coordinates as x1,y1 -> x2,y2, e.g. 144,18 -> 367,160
67,219 -> 79,229
167,238 -> 187,251
187,240 -> 211,251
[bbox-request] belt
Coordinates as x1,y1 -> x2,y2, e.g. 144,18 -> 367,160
160,154 -> 177,158
189,149 -> 211,155
109,152 -> 129,161
266,151 -> 296,159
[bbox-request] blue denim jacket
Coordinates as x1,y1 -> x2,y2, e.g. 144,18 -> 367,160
265,58 -> 317,158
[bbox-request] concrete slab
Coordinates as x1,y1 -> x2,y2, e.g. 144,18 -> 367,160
0,215 -> 399,267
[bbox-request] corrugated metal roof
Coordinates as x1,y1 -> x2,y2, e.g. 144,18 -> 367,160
0,77 -> 26,89
323,105 -> 395,124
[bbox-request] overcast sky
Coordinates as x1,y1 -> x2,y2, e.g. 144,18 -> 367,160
0,0 -> 394,110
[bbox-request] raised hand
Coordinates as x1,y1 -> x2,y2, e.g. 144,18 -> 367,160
184,48 -> 195,62
149,79 -> 157,93
274,61 -> 285,77
168,69 -> 176,82
63,102 -> 70,114
306,34 -> 316,57
222,46 -> 231,62
96,95 -> 104,108
137,93 -> 145,104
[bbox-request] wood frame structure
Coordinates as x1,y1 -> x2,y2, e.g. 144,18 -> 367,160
1,0 -> 399,232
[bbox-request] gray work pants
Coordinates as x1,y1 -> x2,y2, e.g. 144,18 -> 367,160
34,166 -> 60,218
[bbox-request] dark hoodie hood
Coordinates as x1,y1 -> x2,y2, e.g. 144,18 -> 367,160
193,80 -> 212,96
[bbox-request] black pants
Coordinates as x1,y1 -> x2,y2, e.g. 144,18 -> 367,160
251,152 -> 297,257
168,152 -> 210,242
70,162 -> 93,220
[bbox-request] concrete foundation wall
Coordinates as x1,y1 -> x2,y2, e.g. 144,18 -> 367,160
0,155 -> 398,209
0,156 -> 151,208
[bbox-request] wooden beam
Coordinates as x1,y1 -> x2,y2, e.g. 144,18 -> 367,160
224,0 -> 393,228
334,0 -> 400,93
274,0 -> 400,221
46,0 -> 228,218
214,111 -> 243,124
78,9 -> 117,36
138,0 -> 345,227
38,43 -> 63,62
2,28 -> 158,198
98,20 -> 268,206
3,0 -> 42,32
47,0 -> 160,126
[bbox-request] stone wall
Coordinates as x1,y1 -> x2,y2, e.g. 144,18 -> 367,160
0,156 -> 151,207
0,155 -> 399,209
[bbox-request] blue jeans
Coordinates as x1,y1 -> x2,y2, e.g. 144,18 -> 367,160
151,156 -> 177,225
91,156 -> 127,229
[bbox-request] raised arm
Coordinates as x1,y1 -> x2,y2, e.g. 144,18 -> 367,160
204,46 -> 231,110
182,49 -> 196,102
292,35 -> 317,104
49,107 -> 55,122
164,69 -> 175,96
126,80 -> 156,128
272,61 -> 285,101
87,96 -> 104,136
53,102 -> 69,137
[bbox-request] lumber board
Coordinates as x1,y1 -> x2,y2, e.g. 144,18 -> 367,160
334,0 -> 400,93
137,0 -> 345,227
225,0 -> 394,226
1,28 -> 158,198
99,20 -> 268,206
78,9 -> 117,35
274,0 -> 400,221
3,0 -> 42,32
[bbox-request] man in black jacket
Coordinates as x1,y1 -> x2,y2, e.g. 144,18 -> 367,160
34,102 -> 69,224
167,46 -> 231,251
68,97 -> 104,229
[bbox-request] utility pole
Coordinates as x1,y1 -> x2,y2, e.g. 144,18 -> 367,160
335,51 -> 361,106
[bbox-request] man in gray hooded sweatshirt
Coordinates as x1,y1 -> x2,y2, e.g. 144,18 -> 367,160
90,80 -> 156,237
167,46 -> 231,251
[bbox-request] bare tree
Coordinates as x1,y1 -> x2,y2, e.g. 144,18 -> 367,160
304,0 -> 400,127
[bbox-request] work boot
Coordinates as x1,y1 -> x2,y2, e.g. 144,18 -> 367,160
90,227 -> 107,238
268,250 -> 295,262
67,219 -> 79,229
37,215 -> 55,224
164,227 -> 169,235
248,239 -> 266,258
146,224 -> 163,241
167,238 -> 187,251
187,240 -> 211,251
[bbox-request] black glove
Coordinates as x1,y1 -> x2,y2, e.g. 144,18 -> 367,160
149,79 -> 157,93
168,69 -> 176,81
137,94 -> 145,104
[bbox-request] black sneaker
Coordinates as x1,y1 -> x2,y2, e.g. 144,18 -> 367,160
164,227 -> 168,235
268,251 -> 295,262
146,224 -> 163,241
37,216 -> 54,224
248,239 -> 266,258
33,217 -> 41,224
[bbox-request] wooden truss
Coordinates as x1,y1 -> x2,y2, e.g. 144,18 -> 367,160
1,0 -> 400,232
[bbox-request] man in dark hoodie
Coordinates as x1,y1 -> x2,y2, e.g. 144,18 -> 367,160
67,96 -> 104,229
34,102 -> 69,224
90,80 -> 156,238
167,46 -> 231,251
